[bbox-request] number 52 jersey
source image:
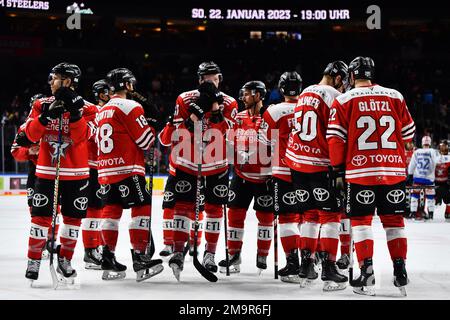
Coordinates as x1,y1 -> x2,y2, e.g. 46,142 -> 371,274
96,95 -> 155,184
327,84 -> 415,185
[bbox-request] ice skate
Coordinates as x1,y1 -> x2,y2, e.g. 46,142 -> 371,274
131,249 -> 164,282
84,247 -> 103,270
321,252 -> 348,292
56,246 -> 77,286
101,245 -> 126,281
256,255 -> 267,275
393,258 -> 409,297
278,249 -> 301,284
299,249 -> 318,288
159,244 -> 173,258
202,251 -> 218,273
351,258 -> 376,296
169,251 -> 185,281
336,253 -> 350,270
219,251 -> 241,274
25,259 -> 41,286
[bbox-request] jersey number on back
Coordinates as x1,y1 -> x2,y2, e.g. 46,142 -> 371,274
98,123 -> 114,154
356,115 -> 396,150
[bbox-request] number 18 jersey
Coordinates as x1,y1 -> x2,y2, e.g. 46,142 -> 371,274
327,84 -> 415,185
96,96 -> 155,184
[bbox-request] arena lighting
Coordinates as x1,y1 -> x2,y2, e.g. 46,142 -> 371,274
8,13 -> 17,17
197,26 -> 206,31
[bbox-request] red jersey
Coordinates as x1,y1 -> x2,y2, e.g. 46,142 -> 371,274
96,95 -> 155,184
260,101 -> 297,182
230,109 -> 271,183
11,123 -> 39,165
170,89 -> 238,176
436,154 -> 450,183
82,104 -> 100,169
327,84 -> 416,185
286,84 -> 341,173
24,96 -> 89,180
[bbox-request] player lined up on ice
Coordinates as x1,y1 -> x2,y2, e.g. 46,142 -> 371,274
14,57 -> 418,296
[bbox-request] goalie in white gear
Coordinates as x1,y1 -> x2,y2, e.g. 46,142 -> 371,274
407,135 -> 440,219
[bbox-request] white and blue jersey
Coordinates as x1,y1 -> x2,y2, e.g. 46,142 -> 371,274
408,148 -> 440,185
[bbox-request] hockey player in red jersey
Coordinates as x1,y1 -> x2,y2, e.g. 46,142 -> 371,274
97,68 -> 163,282
80,80 -> 110,270
327,56 -> 415,296
260,72 -> 303,283
168,62 -> 238,280
23,63 -> 90,284
11,94 -> 62,260
218,80 -> 274,274
286,61 -> 349,291
435,140 -> 450,220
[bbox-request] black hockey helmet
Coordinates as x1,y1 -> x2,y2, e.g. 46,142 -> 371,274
92,79 -> 110,102
323,61 -> 348,79
49,62 -> 81,87
348,56 -> 375,80
239,80 -> 267,101
106,68 -> 137,92
197,61 -> 223,82
278,71 -> 303,96
29,93 -> 45,108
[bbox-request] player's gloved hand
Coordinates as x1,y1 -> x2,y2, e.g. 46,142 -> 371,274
197,81 -> 223,112
38,100 -> 65,126
209,108 -> 224,123
54,87 -> 84,112
331,165 -> 345,192
188,102 -> 205,120
14,131 -> 34,147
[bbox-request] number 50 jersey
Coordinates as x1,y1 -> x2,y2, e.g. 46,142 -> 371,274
327,84 -> 415,185
96,95 -> 155,184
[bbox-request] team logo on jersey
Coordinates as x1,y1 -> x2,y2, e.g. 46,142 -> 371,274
228,190 -> 236,202
295,189 -> 310,203
282,192 -> 298,205
74,197 -> 88,211
175,180 -> 192,193
351,155 -> 368,167
163,191 -> 174,203
387,189 -> 405,204
213,185 -> 229,198
313,188 -> 330,202
48,141 -> 70,165
356,190 -> 375,205
118,185 -> 130,198
96,184 -> 110,199
32,193 -> 49,208
27,188 -> 34,199
256,195 -> 273,208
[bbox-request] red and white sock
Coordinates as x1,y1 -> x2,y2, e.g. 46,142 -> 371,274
204,203 -> 222,254
300,210 -> 320,254
380,214 -> 407,260
101,204 -> 122,252
189,210 -> 204,249
339,215 -> 351,255
82,207 -> 103,249
227,208 -> 246,255
256,211 -> 273,257
28,216 -> 52,260
351,215 -> 374,265
279,213 -> 301,254
172,201 -> 192,252
129,205 -> 151,253
59,217 -> 82,260
162,208 -> 174,246
318,211 -> 340,261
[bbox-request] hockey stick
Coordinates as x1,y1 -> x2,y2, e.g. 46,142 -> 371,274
273,180 -> 279,279
145,143 -> 156,258
49,112 -> 64,289
223,203 -> 230,276
193,120 -> 218,282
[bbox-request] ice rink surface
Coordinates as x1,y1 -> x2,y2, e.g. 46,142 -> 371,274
0,195 -> 449,300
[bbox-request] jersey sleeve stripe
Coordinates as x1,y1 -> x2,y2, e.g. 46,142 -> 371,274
135,128 -> 152,145
327,124 -> 348,135
403,133 -> 415,141
326,129 -> 347,141
402,126 -> 415,138
401,122 -> 415,133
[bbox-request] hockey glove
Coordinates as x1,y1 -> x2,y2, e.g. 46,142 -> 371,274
209,109 -> 224,123
38,100 -> 65,126
14,131 -> 34,147
330,164 -> 345,193
406,174 -> 414,186
197,81 -> 224,112
188,102 -> 205,120
54,87 -> 84,111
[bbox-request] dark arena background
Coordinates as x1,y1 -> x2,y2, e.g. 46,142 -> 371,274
0,0 -> 449,311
